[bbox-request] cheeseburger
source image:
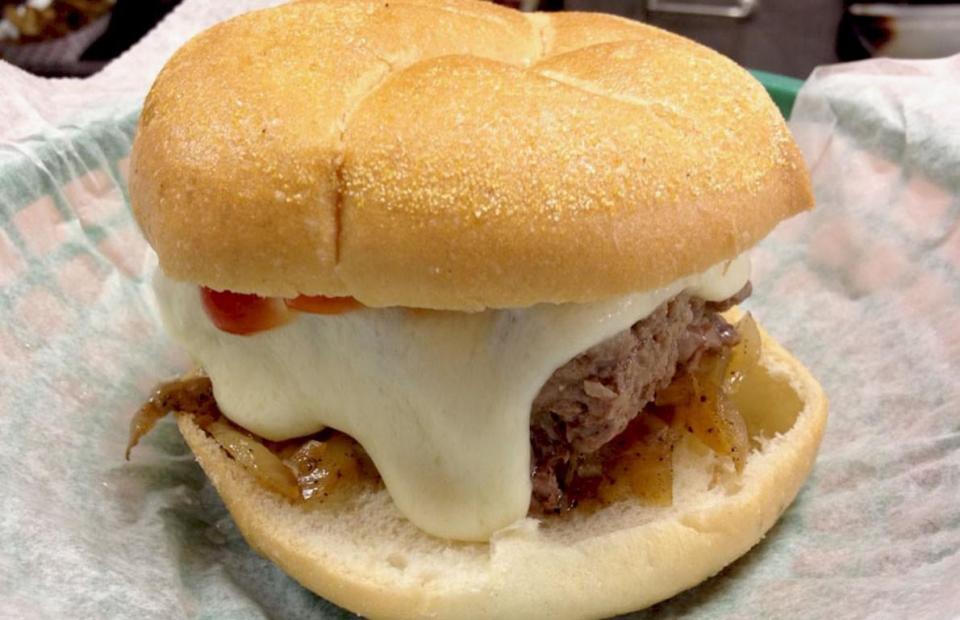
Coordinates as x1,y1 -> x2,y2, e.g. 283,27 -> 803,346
126,0 -> 828,617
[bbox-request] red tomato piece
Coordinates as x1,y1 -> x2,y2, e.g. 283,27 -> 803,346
200,287 -> 290,335
284,295 -> 363,315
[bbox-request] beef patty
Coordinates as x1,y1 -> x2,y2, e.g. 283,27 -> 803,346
529,282 -> 751,512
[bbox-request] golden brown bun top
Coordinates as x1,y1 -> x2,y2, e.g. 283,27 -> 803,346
130,0 -> 813,309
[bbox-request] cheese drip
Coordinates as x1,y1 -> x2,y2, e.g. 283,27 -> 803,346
154,256 -> 750,541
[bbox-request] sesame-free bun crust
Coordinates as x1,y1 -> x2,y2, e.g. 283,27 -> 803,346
130,0 -> 813,310
176,315 -> 827,619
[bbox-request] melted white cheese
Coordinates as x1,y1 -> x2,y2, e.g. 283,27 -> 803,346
154,256 -> 750,541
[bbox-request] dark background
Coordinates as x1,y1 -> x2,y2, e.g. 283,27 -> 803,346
576,0 -> 845,78
0,0 -> 906,79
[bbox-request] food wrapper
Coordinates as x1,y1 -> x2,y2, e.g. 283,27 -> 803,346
1,0 -> 958,615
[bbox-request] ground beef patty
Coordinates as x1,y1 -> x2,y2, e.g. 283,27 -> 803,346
529,283 -> 751,513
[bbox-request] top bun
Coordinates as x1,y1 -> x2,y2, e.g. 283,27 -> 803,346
130,0 -> 812,310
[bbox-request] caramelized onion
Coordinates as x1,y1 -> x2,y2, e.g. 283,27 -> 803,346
126,376 -> 216,459
667,314 -> 759,473
285,434 -> 375,500
126,401 -> 167,460
654,373 -> 696,407
677,353 -> 747,471
206,419 -> 302,501
129,377 -> 378,503
727,313 -> 762,387
598,415 -> 677,507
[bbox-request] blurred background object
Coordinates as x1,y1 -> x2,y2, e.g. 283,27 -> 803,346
563,0 -> 845,77
0,0 -> 180,76
1,0 -> 113,43
837,2 -> 960,61
646,0 -> 756,18
1,0 -> 959,79
563,0 -> 960,77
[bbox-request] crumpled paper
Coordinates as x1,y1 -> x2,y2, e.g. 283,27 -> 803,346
1,2 -> 958,616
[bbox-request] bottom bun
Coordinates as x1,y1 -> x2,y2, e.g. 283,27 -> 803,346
176,313 -> 827,619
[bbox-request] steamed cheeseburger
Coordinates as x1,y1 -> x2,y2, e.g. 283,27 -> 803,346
126,0 -> 828,617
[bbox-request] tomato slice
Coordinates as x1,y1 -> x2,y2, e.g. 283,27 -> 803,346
284,295 -> 363,315
200,287 -> 290,335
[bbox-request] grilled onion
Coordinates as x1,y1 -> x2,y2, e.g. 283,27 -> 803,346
285,435 -> 375,501
637,313 -> 760,499
669,314 -> 760,473
206,419 -> 302,501
126,375 -> 216,459
598,415 -> 677,507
